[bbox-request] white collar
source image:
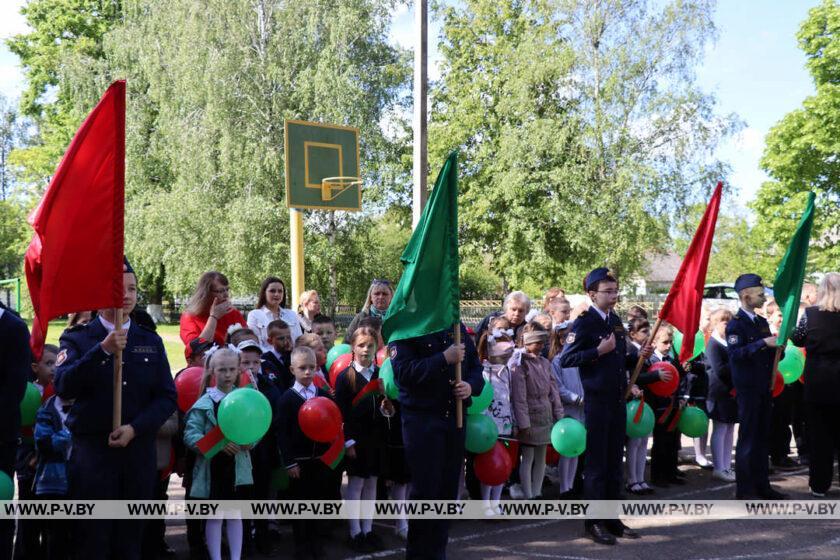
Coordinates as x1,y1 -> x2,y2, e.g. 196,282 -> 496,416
206,387 -> 228,403
741,307 -> 757,321
590,305 -> 609,321
352,361 -> 373,381
630,340 -> 642,350
654,349 -> 668,361
293,381 -> 316,399
99,315 -> 131,333
711,331 -> 727,347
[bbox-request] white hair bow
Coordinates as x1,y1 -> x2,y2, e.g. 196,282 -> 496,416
487,328 -> 514,343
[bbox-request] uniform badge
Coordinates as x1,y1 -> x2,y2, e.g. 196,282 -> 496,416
389,346 -> 398,360
55,349 -> 68,367
727,335 -> 739,345
566,333 -> 576,344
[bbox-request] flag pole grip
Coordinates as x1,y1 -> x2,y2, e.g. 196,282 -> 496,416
770,344 -> 783,392
454,324 -> 463,428
625,317 -> 662,400
113,308 -> 123,431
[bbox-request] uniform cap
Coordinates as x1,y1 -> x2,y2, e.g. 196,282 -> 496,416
584,267 -> 611,292
734,273 -> 763,293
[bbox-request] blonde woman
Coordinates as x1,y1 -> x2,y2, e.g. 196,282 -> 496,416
297,290 -> 321,334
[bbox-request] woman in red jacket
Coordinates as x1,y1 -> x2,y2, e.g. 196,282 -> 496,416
179,271 -> 246,347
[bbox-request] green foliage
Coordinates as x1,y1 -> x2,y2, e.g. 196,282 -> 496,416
430,0 -> 738,291
753,0 -> 840,274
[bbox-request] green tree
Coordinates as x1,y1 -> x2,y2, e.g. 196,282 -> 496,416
430,0 -> 739,292
752,0 -> 840,274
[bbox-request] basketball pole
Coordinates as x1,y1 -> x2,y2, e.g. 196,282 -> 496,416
412,0 -> 428,228
290,208 -> 305,311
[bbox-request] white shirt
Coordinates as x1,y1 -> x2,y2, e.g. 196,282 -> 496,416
98,314 -> 131,333
247,306 -> 303,352
711,331 -> 728,347
292,381 -> 317,400
740,307 -> 758,322
351,361 -> 373,383
590,305 -> 609,322
205,387 -> 228,403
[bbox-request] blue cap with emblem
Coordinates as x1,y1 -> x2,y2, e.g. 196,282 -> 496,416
584,267 -> 611,292
734,273 -> 763,293
123,257 -> 135,274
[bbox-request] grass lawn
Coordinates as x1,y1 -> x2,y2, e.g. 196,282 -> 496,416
36,321 -> 186,375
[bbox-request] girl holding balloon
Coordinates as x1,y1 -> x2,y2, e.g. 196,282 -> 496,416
335,326 -> 388,552
549,326 -> 586,497
184,347 -> 254,560
476,317 -> 515,512
624,318 -> 657,495
510,321 -> 564,499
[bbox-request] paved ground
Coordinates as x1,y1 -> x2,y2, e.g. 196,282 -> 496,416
161,445 -> 840,560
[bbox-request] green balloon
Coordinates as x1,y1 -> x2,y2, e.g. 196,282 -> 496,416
550,418 -> 586,457
467,380 -> 493,414
626,400 -> 655,438
0,471 -> 13,500
678,406 -> 709,437
379,358 -> 399,400
778,344 -> 805,384
465,414 -> 498,454
673,330 -> 706,360
217,388 -> 272,445
20,382 -> 41,427
326,344 -> 351,370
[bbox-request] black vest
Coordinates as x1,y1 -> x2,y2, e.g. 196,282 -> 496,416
803,306 -> 840,404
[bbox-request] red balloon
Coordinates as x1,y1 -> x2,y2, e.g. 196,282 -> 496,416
647,362 -> 679,397
375,346 -> 388,367
328,353 -> 353,387
503,439 -> 520,469
41,382 -> 55,404
474,442 -> 514,486
298,396 -> 342,442
772,371 -> 784,398
175,367 -> 204,412
545,446 -> 560,466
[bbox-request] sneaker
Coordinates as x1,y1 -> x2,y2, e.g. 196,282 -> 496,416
484,506 -> 497,518
509,483 -> 526,500
695,455 -> 713,469
713,470 -> 736,483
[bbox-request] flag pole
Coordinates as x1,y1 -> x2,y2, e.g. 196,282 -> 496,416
113,307 -> 123,430
625,317 -> 662,399
770,345 -> 783,392
454,323 -> 463,428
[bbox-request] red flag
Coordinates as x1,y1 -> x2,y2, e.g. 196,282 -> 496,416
658,182 -> 723,363
25,80 -> 126,359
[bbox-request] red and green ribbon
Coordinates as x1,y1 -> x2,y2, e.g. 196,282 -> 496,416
196,425 -> 227,459
320,426 -> 345,470
352,378 -> 383,408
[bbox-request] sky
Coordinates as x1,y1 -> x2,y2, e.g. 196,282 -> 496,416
0,0 -> 819,217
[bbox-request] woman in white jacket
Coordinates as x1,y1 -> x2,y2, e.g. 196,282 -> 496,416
247,276 -> 302,351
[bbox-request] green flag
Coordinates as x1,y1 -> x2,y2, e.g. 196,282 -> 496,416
382,152 -> 459,343
773,192 -> 816,345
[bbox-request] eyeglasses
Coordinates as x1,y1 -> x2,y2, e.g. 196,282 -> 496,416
372,279 -> 391,286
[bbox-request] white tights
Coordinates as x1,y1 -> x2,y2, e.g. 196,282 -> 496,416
557,456 -> 578,493
389,482 -> 409,531
346,475 -> 377,537
206,517 -> 243,560
711,421 -> 735,472
519,445 -> 547,499
626,436 -> 648,485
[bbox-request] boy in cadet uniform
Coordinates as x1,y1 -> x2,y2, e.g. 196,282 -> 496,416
388,323 -> 484,560
560,268 -> 652,546
262,319 -> 294,390
54,258 -> 177,560
0,301 -> 30,559
726,273 -> 786,499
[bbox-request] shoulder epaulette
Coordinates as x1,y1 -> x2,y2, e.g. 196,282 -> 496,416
63,323 -> 86,334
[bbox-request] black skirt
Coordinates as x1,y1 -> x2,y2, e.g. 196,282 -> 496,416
346,437 -> 384,478
707,397 -> 738,424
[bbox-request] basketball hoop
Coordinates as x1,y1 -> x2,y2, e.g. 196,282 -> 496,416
321,176 -> 362,202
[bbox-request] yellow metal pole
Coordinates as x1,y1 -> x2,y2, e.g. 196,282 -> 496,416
290,208 -> 305,311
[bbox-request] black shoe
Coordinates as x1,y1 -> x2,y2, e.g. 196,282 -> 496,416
606,521 -> 640,539
671,470 -> 687,479
255,534 -> 275,555
758,487 -> 788,500
586,523 -> 617,545
364,531 -> 384,550
771,457 -> 800,471
668,477 -> 686,486
348,533 -> 373,553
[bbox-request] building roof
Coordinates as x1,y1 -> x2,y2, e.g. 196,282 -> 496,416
644,251 -> 682,283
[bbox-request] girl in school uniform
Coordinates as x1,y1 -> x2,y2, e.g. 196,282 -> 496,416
334,327 -> 387,552
477,318 -> 516,513
705,308 -> 737,482
184,347 -> 254,560
549,325 -> 585,497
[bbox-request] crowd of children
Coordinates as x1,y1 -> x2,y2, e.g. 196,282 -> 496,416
13,272 -> 817,560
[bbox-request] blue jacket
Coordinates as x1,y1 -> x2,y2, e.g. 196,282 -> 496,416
0,304 -> 29,469
33,396 -> 72,496
183,392 -> 254,498
725,309 -> 782,394
54,317 -> 177,439
559,308 -> 639,401
389,324 -> 484,416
